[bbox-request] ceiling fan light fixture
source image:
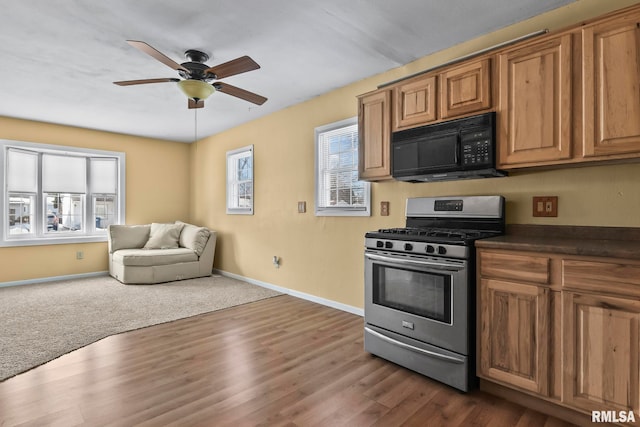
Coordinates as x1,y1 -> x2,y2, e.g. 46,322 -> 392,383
178,79 -> 215,101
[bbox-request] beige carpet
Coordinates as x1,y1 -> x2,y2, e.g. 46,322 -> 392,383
0,274 -> 282,381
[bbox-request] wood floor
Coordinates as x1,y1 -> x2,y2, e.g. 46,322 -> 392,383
0,295 -> 575,427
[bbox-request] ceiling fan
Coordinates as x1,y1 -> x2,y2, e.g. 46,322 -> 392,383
114,40 -> 267,109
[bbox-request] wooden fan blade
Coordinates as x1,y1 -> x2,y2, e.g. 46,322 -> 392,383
204,56 -> 260,79
126,40 -> 190,73
114,78 -> 180,86
188,99 -> 204,109
215,82 -> 267,105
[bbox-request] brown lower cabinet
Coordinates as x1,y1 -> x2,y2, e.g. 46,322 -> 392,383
478,248 -> 640,425
479,277 -> 550,396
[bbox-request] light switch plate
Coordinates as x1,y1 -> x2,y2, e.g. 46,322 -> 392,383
532,196 -> 558,217
297,201 -> 306,213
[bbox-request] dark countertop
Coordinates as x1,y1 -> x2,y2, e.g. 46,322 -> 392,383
475,224 -> 640,260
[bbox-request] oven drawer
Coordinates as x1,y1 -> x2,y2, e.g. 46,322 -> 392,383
364,324 -> 474,392
479,250 -> 550,284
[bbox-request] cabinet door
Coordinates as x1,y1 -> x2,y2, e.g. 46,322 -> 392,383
583,12 -> 640,157
439,58 -> 491,119
479,278 -> 550,395
358,89 -> 392,181
392,74 -> 437,130
563,292 -> 640,415
498,34 -> 572,167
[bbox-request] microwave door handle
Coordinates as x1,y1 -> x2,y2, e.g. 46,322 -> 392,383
456,130 -> 461,165
365,327 -> 465,364
365,252 -> 462,271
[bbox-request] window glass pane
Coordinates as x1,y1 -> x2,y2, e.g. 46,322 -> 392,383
8,194 -> 35,235
237,182 -> 252,208
7,149 -> 37,192
45,193 -> 83,232
94,195 -> 116,230
42,154 -> 86,193
329,139 -> 340,154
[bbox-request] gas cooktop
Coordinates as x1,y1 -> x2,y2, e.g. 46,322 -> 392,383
366,227 -> 501,245
365,195 -> 505,251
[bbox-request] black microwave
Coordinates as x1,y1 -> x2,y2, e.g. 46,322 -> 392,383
391,112 -> 505,182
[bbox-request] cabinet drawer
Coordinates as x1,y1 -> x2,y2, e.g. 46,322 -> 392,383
480,251 -> 550,284
563,259 -> 640,297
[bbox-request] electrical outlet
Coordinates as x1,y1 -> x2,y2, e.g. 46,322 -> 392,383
76,251 -> 84,260
380,201 -> 390,216
532,196 -> 558,217
297,201 -> 306,213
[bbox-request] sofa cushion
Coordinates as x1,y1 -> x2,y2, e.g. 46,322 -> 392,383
109,224 -> 151,252
176,221 -> 210,256
112,248 -> 198,267
144,223 -> 184,250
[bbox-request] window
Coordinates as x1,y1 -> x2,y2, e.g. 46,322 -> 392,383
315,117 -> 370,216
226,145 -> 253,215
1,140 -> 125,246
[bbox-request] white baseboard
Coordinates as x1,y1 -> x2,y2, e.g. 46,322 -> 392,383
214,269 -> 364,317
0,271 -> 109,288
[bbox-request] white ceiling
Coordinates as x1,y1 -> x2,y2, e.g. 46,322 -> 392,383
0,0 -> 576,143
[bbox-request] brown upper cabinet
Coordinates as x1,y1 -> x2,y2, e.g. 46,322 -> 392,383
439,58 -> 491,119
392,74 -> 437,131
358,88 -> 392,181
582,10 -> 640,158
358,4 -> 640,178
498,6 -> 640,169
497,34 -> 573,168
392,57 -> 492,132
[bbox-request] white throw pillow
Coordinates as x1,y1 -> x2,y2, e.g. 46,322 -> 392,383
143,223 -> 184,249
176,221 -> 210,256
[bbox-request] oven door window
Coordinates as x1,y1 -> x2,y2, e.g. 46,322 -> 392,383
372,264 -> 452,324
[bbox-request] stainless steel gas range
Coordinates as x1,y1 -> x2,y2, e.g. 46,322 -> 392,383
364,195 -> 505,392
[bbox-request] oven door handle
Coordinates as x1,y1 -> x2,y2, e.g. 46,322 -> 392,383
365,327 -> 465,364
365,252 -> 463,271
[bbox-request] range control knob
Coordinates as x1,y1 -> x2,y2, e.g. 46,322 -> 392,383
404,243 -> 413,251
438,246 -> 447,255
376,241 -> 384,248
385,241 -> 393,249
426,245 -> 435,254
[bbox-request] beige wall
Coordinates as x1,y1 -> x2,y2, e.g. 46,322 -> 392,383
2,0 -> 639,305
190,0 -> 640,309
0,117 -> 191,283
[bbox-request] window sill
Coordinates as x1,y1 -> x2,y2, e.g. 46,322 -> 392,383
315,209 -> 371,217
226,209 -> 253,215
0,234 -> 108,247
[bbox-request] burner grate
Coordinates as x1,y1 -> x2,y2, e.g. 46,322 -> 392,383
376,227 -> 497,242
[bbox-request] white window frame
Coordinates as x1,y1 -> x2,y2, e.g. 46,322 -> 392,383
0,139 -> 125,247
226,145 -> 254,215
315,117 -> 370,217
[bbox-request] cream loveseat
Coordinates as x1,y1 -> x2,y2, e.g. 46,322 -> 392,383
108,221 -> 217,284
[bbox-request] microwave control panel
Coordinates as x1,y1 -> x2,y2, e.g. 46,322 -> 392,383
461,129 -> 492,167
